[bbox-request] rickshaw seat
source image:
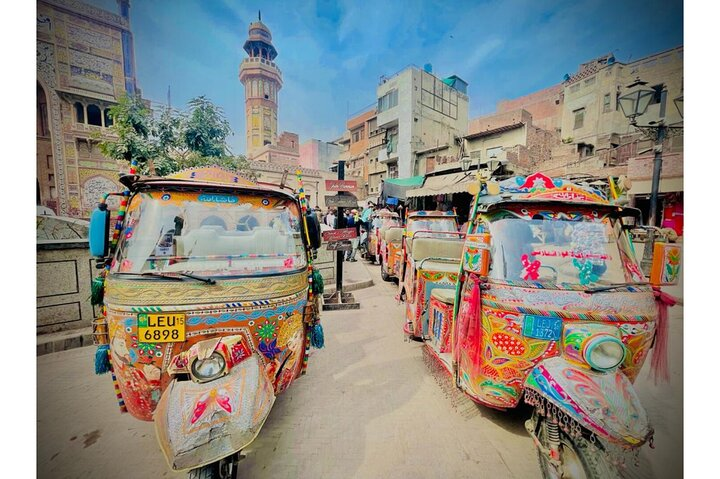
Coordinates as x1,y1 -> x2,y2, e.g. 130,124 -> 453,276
430,288 -> 455,305
411,237 -> 463,262
420,260 -> 460,273
384,228 -> 403,244
175,226 -> 293,257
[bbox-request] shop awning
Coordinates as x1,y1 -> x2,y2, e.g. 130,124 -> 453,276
406,172 -> 474,198
381,176 -> 425,201
628,177 -> 684,196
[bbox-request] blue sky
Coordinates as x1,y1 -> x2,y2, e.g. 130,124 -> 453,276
89,0 -> 683,156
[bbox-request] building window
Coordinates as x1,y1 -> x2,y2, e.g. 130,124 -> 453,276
87,104 -> 102,126
352,129 -> 361,143
603,94 -> 611,113
573,108 -> 585,130
377,89 -> 398,113
578,143 -> 594,158
104,108 -> 113,127
486,146 -> 503,159
649,84 -> 664,105
74,102 -> 85,123
420,72 -> 459,119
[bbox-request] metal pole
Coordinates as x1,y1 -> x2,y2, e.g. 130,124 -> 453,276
640,124 -> 666,275
335,160 -> 345,300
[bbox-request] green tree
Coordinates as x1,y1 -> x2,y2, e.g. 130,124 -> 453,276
97,94 -> 158,174
99,94 -> 254,179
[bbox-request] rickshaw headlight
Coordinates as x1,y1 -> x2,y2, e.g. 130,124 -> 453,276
583,335 -> 626,372
191,352 -> 226,382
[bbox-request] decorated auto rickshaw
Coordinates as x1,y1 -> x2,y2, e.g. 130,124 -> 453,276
366,208 -> 401,264
379,224 -> 404,282
88,166 -> 324,478
399,228 -> 465,340
421,173 -> 680,478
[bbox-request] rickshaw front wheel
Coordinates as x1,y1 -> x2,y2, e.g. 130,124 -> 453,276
535,413 -> 618,479
380,259 -> 391,282
188,453 -> 241,479
188,464 -> 220,479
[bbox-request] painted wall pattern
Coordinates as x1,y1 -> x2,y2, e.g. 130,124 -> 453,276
37,0 -> 137,217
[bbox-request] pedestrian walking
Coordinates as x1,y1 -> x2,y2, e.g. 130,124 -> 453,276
345,210 -> 359,261
325,209 -> 336,229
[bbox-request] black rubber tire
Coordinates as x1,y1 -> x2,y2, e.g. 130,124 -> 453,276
187,463 -> 220,479
380,258 -> 391,282
535,415 -> 618,479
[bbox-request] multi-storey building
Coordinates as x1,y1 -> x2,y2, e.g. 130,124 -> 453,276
299,139 -> 341,171
376,66 -> 469,180
343,108 -> 376,199
464,108 -> 559,174
483,46 -> 683,233
36,0 -> 141,218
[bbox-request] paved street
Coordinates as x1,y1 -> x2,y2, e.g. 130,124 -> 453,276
38,260 -> 683,479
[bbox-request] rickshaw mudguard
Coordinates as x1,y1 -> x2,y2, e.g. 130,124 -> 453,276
524,356 -> 651,447
154,353 -> 275,471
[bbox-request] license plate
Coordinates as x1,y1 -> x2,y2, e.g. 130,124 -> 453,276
522,315 -> 562,341
138,313 -> 186,343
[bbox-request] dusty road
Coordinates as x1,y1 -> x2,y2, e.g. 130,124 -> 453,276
37,261 -> 682,478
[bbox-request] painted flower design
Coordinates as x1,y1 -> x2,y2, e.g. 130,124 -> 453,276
259,338 -> 281,359
255,319 -> 277,341
137,341 -> 162,357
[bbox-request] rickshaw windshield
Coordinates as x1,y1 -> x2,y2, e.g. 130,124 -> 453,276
408,217 -> 457,233
486,210 -> 644,286
112,191 -> 307,277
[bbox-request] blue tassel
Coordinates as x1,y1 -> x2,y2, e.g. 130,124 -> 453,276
95,344 -> 111,375
310,323 -> 324,349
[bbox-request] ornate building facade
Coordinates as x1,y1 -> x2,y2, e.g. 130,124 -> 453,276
238,14 -> 299,165
37,0 -> 140,218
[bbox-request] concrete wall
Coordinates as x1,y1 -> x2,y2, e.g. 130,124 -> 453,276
469,109 -> 531,135
37,240 -> 97,334
497,84 -> 564,132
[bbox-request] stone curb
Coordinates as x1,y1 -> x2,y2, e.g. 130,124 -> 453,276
324,278 -> 374,295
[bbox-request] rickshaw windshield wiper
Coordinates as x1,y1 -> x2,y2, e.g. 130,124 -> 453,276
584,282 -> 649,294
113,271 -> 216,285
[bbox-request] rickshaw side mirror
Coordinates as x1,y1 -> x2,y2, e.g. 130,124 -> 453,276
305,212 -> 322,250
649,241 -> 682,286
462,233 -> 491,277
89,205 -> 111,257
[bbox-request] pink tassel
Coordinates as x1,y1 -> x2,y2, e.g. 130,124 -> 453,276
650,287 -> 677,384
461,280 -> 483,373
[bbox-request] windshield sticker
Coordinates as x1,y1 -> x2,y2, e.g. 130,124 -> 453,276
198,194 -> 238,204
531,250 -> 609,260
520,254 -> 541,280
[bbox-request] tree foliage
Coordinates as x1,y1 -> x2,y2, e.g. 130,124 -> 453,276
99,94 -> 254,179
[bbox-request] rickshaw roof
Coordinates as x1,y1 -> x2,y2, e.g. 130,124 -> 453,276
122,166 -> 298,201
373,209 -> 400,218
407,210 -> 458,218
476,173 -> 610,212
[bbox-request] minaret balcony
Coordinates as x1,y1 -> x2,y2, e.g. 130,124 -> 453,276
240,56 -> 282,74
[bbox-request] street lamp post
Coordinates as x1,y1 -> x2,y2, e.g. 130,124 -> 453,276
618,77 -> 683,275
